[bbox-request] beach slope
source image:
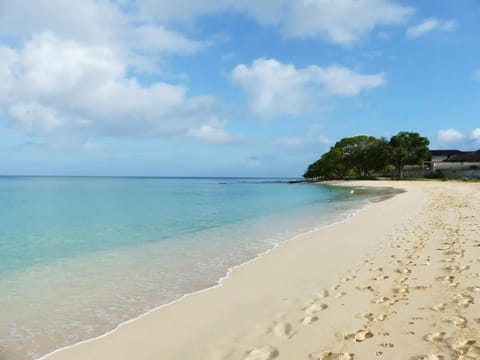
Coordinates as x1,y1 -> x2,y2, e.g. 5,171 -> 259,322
43,181 -> 480,360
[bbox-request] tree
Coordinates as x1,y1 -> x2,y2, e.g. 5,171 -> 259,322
333,135 -> 388,176
365,137 -> 390,174
303,147 -> 348,179
388,131 -> 430,179
303,132 -> 431,180
303,135 -> 391,179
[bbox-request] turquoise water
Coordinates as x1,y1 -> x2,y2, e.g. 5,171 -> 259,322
0,177 -> 390,360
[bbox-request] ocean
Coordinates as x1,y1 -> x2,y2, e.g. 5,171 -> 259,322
0,177 -> 394,359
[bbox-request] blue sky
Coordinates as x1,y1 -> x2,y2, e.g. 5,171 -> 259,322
0,0 -> 479,177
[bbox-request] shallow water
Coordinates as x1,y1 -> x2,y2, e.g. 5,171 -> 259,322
0,177 -> 394,359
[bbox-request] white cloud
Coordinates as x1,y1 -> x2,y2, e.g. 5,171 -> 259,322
137,0 -> 413,46
471,128 -> 480,144
0,0 -> 409,144
437,128 -> 464,144
0,33 -> 225,140
406,18 -> 456,39
280,0 -> 413,45
130,25 -> 205,54
231,58 -> 385,118
187,124 -> 243,144
0,0 -> 207,72
311,65 -> 386,96
435,128 -> 480,148
7,103 -> 65,133
231,59 -> 313,118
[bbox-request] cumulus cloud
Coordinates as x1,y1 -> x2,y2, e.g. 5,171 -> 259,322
231,58 -> 385,118
471,128 -> 480,144
437,128 -> 465,144
0,0 -> 242,144
280,0 -> 413,45
406,18 -> 456,39
187,124 -> 245,144
436,128 -> 480,148
7,103 -> 66,133
0,0 -> 403,144
137,0 -> 413,45
0,0 -> 207,72
0,33 -> 225,139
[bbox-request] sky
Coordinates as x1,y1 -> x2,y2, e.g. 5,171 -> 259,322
0,0 -> 479,177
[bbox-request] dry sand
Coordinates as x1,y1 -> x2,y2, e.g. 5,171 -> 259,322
42,181 -> 480,360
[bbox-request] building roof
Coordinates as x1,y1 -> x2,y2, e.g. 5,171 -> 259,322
430,150 -> 464,157
445,150 -> 480,162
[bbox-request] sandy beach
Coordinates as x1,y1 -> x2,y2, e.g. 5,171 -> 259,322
42,181 -> 480,360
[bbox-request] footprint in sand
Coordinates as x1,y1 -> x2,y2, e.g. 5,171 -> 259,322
410,355 -> 445,360
437,275 -> 454,282
342,275 -> 356,282
335,292 -> 347,298
446,315 -> 468,328
308,351 -> 354,360
244,346 -> 278,360
379,342 -> 394,348
309,352 -> 332,360
439,259 -> 450,264
467,286 -> 480,293
304,303 -> 328,315
362,312 -> 375,322
392,287 -> 409,295
445,265 -> 470,272
355,330 -> 374,342
301,315 -> 318,325
451,339 -> 477,356
356,284 -> 375,292
376,314 -> 387,321
413,285 -> 431,290
272,322 -> 293,338
317,289 -> 330,298
423,332 -> 446,344
373,275 -> 390,281
432,304 -> 446,311
453,293 -> 474,308
373,296 -> 390,304
343,330 -> 373,342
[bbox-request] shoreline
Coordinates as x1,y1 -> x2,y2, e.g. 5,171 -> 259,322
41,181 -> 480,359
37,183 -> 386,360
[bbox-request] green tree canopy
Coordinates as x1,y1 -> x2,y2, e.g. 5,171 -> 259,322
303,131 -> 430,180
389,132 -> 430,178
303,135 -> 390,179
